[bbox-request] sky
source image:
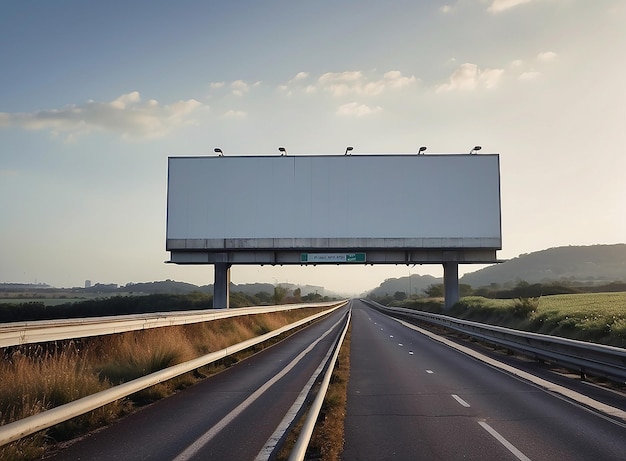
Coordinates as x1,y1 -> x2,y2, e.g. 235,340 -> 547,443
1,0 -> 625,295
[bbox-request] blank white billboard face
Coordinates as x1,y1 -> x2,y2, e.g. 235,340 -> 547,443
166,155 -> 501,250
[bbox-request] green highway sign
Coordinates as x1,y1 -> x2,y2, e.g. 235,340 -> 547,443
301,253 -> 366,263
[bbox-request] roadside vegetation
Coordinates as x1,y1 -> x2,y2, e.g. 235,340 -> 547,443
370,283 -> 626,348
278,323 -> 351,461
0,288 -> 335,323
0,305 -> 330,460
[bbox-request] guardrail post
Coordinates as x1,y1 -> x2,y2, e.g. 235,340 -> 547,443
443,262 -> 459,310
213,259 -> 231,309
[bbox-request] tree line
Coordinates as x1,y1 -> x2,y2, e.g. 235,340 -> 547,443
0,289 -> 336,323
367,280 -> 626,306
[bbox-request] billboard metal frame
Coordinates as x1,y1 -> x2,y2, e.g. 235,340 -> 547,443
165,153 -> 502,308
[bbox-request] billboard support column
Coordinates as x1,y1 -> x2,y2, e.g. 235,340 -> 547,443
443,262 -> 459,310
213,261 -> 231,309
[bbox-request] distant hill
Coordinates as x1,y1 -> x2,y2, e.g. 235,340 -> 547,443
368,274 -> 442,297
121,280 -> 203,294
460,244 -> 626,287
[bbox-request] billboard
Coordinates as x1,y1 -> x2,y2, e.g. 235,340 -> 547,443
166,154 -> 501,256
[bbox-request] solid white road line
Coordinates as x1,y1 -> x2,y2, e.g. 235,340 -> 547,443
478,421 -> 532,461
451,394 -> 471,408
254,323 -> 340,461
393,317 -> 626,423
172,317 -> 343,461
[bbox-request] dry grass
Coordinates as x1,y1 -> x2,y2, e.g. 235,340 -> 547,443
277,322 -> 351,461
309,324 -> 351,461
0,307 -> 328,460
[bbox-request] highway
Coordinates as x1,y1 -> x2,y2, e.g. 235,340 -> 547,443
45,306 -> 350,461
43,300 -> 626,460
343,300 -> 626,460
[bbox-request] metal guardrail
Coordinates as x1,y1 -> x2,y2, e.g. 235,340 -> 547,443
0,302 -> 348,447
364,300 -> 626,384
289,308 -> 351,461
0,301 -> 345,347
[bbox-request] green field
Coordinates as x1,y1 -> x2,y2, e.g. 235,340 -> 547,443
448,292 -> 626,347
537,292 -> 626,316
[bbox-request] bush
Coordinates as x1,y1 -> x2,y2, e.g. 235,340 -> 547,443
511,297 -> 539,318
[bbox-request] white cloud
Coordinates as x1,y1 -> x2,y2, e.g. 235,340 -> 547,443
315,70 -> 416,97
336,102 -> 382,117
110,91 -> 141,109
487,0 -> 533,13
210,81 -> 225,89
291,72 -> 309,82
0,91 -> 203,140
318,71 -> 364,97
231,80 -> 250,96
278,70 -> 417,99
480,68 -> 505,88
383,70 -> 417,88
519,71 -> 542,80
223,109 -> 247,118
436,63 -> 504,92
537,51 -> 557,62
440,5 -> 455,14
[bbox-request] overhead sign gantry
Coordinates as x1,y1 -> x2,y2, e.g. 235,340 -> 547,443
166,153 -> 502,308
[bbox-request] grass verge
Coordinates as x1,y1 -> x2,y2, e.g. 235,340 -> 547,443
277,322 -> 351,461
393,292 -> 626,347
0,307 -> 329,460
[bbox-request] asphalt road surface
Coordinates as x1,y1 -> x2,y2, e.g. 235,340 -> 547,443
43,300 -> 626,460
45,306 -> 349,461
343,300 -> 626,460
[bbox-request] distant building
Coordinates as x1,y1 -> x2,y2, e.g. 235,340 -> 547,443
85,280 -> 92,288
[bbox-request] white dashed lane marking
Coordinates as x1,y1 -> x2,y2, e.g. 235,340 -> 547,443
451,394 -> 471,408
478,421 -> 533,461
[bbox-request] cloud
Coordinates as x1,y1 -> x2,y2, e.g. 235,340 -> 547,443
291,72 -> 309,82
315,70 -> 416,97
383,71 -> 417,88
336,102 -> 383,117
223,109 -> 247,118
519,71 -> 542,81
480,68 -> 505,88
436,63 -> 504,93
210,81 -> 225,89
487,0 -> 534,13
278,70 -> 417,98
318,71 -> 364,97
440,5 -> 455,14
231,80 -> 250,96
537,51 -> 557,62
0,91 -> 203,140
